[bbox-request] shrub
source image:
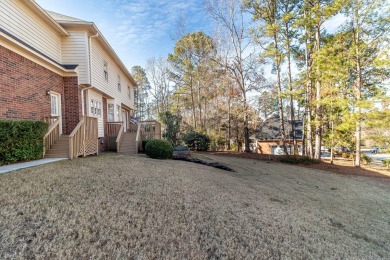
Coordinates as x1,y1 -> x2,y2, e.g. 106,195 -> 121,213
0,120 -> 48,165
383,159 -> 390,169
182,131 -> 210,151
361,153 -> 373,164
279,156 -> 320,165
142,139 -> 152,152
145,139 -> 173,159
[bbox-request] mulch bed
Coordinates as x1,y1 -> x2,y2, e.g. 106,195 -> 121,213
205,151 -> 390,180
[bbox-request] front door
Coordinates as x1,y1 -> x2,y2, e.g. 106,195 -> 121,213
50,92 -> 62,133
122,109 -> 128,132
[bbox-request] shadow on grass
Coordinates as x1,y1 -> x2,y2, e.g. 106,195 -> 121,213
205,151 -> 390,180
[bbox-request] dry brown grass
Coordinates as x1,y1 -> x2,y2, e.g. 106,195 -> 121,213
0,153 -> 389,259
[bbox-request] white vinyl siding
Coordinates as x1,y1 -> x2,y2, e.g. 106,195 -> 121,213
87,90 -> 104,137
0,0 -> 62,63
90,38 -> 134,109
61,30 -> 89,84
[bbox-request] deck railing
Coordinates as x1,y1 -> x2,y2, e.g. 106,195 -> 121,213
135,123 -> 141,153
137,120 -> 162,152
107,122 -> 123,151
69,116 -> 98,159
43,119 -> 60,157
115,124 -> 125,153
140,120 -> 162,140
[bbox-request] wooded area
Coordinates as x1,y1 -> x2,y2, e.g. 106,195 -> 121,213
132,0 -> 389,166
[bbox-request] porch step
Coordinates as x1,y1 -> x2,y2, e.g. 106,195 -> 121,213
118,132 -> 137,155
45,135 -> 69,159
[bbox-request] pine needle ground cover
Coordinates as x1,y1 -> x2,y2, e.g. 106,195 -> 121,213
0,153 -> 389,259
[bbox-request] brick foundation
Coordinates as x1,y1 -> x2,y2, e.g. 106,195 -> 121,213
0,45 -> 81,134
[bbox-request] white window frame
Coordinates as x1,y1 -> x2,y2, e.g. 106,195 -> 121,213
90,99 -> 102,117
117,75 -> 121,92
104,61 -> 108,82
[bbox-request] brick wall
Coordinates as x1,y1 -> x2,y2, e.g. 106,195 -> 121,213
0,45 -> 81,134
63,77 -> 81,134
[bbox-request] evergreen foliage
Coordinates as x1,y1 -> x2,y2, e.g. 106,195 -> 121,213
145,139 -> 173,159
0,120 -> 48,165
182,131 -> 211,151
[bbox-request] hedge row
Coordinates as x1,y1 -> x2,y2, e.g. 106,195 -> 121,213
0,120 -> 48,165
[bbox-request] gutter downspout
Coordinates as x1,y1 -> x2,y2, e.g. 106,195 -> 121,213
81,32 -> 99,116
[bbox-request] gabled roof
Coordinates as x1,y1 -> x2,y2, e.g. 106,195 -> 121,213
255,116 -> 303,140
22,1 -> 69,36
45,10 -> 87,23
45,10 -> 137,87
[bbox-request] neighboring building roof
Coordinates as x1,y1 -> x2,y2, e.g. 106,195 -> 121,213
254,116 -> 303,140
45,10 -> 87,23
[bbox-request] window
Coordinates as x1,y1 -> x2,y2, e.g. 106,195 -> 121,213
107,104 -> 114,122
51,94 -> 58,116
116,105 -> 121,121
128,86 -> 131,99
90,99 -> 102,117
117,75 -> 121,92
103,61 -> 108,81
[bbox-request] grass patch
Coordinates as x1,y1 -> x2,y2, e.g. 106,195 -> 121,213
0,153 -> 389,259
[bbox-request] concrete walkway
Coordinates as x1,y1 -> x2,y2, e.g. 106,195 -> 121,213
0,158 -> 68,174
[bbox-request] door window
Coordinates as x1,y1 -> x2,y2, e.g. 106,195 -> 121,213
51,94 -> 59,116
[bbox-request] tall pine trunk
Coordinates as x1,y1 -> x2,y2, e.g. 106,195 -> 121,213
274,34 -> 288,155
304,11 -> 314,158
354,2 -> 362,167
285,22 -> 296,155
314,23 -> 322,160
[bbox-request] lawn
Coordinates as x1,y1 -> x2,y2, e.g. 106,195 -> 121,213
0,153 -> 389,259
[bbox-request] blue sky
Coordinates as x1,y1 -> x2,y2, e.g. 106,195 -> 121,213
36,0 -> 213,69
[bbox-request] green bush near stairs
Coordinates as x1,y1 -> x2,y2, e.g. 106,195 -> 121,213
0,120 -> 48,165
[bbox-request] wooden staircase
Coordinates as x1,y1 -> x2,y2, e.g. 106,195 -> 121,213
118,132 -> 137,154
44,135 -> 69,158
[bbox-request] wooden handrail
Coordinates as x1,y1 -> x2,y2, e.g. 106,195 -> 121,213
44,119 -> 60,139
69,119 -> 85,138
115,124 -> 125,152
69,118 -> 85,159
43,120 -> 60,157
135,123 -> 141,154
68,116 -> 98,159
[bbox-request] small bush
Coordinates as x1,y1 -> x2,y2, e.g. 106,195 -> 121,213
279,156 -> 320,165
361,153 -> 373,164
383,159 -> 390,169
0,120 -> 48,165
145,139 -> 173,159
142,139 -> 152,152
182,131 -> 210,151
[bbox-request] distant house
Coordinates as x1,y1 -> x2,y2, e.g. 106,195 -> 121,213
0,0 -> 159,158
252,116 -> 303,155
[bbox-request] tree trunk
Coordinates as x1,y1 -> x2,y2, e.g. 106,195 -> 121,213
285,22 -> 297,155
354,4 -> 362,167
274,34 -> 288,155
243,93 -> 250,153
304,9 -> 314,158
314,24 -> 322,160
189,76 -> 197,129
